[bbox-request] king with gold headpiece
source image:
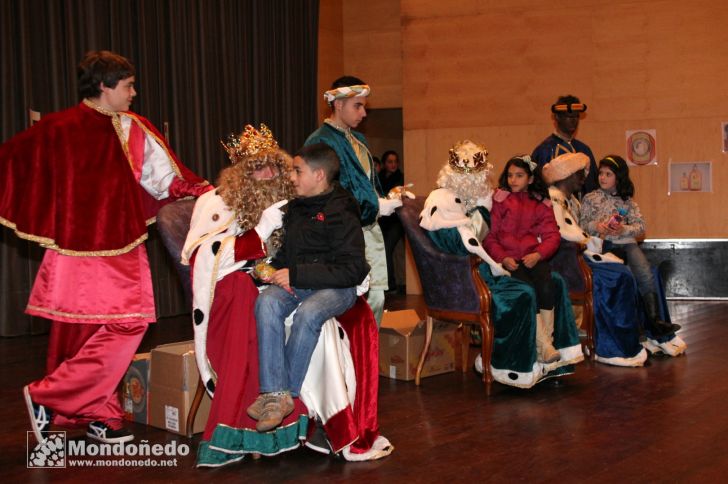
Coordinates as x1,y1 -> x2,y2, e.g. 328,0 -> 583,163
448,140 -> 490,174
221,123 -> 279,163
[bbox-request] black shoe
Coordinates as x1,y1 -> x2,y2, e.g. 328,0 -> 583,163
542,378 -> 564,387
652,319 -> 681,336
644,292 -> 681,336
87,421 -> 134,444
24,385 -> 52,444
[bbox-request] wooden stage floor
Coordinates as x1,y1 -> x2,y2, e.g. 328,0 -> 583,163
1,299 -> 725,483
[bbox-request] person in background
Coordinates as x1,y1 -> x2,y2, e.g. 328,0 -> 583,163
378,150 -> 405,293
373,156 -> 382,176
305,76 -> 403,325
531,94 -> 598,195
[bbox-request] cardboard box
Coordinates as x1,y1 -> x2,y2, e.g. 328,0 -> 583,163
122,353 -> 150,425
379,309 -> 456,381
148,341 -> 212,436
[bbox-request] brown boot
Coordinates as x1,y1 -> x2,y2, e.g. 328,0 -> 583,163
536,310 -> 561,364
256,392 -> 294,432
246,393 -> 269,421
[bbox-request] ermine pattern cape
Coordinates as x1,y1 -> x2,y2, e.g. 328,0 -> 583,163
548,187 -> 624,264
183,190 -> 392,462
419,188 -> 508,277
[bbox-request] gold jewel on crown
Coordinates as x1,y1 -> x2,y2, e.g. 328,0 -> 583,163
448,140 -> 489,173
221,124 -> 278,163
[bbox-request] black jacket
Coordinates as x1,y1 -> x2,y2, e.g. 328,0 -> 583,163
272,183 -> 370,289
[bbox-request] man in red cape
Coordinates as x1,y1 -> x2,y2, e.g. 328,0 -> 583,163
0,50 -> 210,445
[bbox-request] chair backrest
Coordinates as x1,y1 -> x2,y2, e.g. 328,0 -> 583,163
156,199 -> 196,303
397,197 -> 481,314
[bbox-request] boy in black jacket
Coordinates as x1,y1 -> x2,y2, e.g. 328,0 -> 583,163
249,143 -> 370,432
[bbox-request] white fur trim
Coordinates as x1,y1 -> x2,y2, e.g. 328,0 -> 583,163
186,192 -> 250,397
182,190 -> 239,265
586,236 -> 603,253
195,453 -> 245,468
421,188 -> 507,276
342,436 -> 394,461
420,189 -> 471,230
643,335 -> 687,357
549,187 -> 589,244
543,152 -> 590,185
595,348 -> 648,367
584,249 -> 624,264
490,344 -> 584,389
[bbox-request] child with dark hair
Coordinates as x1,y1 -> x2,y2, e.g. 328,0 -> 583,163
580,155 -> 679,336
249,142 -> 370,432
485,155 -> 562,362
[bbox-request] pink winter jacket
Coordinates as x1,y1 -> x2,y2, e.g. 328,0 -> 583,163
484,189 -> 560,263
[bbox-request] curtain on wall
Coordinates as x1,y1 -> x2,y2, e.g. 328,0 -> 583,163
0,0 -> 319,336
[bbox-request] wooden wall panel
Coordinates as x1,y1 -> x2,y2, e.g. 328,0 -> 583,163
400,0 -> 728,239
342,0 -> 402,109
324,0 -> 728,293
317,0 -> 344,120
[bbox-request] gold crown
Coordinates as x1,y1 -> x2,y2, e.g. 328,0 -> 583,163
221,124 -> 279,163
448,140 -> 489,173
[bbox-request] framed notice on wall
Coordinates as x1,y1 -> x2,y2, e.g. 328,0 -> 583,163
668,161 -> 712,194
625,129 -> 657,166
721,122 -> 728,153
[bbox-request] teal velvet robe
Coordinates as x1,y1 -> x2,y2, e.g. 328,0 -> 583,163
305,123 -> 381,226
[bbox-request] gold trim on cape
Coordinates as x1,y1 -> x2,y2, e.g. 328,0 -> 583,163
26,304 -> 154,321
0,215 -> 148,256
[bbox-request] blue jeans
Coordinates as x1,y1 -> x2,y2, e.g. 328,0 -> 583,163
255,285 -> 357,396
620,243 -> 655,296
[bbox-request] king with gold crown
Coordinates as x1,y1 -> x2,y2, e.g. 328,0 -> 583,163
182,125 -> 392,467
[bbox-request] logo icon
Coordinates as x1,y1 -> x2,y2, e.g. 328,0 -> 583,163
27,431 -> 66,468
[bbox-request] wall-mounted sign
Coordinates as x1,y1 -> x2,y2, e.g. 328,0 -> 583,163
626,129 -> 657,166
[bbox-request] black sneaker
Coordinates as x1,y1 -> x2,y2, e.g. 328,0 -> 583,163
86,421 -> 134,444
23,385 -> 52,444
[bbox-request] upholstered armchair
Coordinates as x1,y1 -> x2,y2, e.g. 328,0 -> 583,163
549,240 -> 595,359
156,199 -> 196,306
396,197 -> 495,390
156,199 -> 206,436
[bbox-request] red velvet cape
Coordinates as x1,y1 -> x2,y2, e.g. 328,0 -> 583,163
0,102 -> 204,255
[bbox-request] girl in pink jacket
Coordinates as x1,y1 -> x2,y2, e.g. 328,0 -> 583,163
485,155 -> 561,363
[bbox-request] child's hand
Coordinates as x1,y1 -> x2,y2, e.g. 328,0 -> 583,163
606,223 -> 624,236
502,257 -> 519,271
521,252 -> 541,269
597,221 -> 611,237
266,268 -> 291,292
